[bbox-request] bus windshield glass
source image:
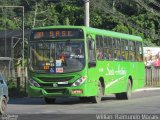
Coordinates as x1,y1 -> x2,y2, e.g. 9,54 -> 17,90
29,40 -> 85,74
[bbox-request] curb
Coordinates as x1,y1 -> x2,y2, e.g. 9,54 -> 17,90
134,87 -> 160,92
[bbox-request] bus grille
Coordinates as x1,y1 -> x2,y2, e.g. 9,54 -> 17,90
39,83 -> 72,88
44,89 -> 66,94
37,76 -> 74,82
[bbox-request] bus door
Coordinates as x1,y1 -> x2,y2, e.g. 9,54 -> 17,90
86,36 -> 98,96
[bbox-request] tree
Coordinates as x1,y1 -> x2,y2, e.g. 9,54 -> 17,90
0,0 -> 160,46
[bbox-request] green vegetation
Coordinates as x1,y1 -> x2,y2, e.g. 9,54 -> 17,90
0,0 -> 160,46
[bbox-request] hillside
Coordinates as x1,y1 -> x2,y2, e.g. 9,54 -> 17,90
0,0 -> 160,46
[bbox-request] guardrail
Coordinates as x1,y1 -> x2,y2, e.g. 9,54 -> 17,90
145,67 -> 160,86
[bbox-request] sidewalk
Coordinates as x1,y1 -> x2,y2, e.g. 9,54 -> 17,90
135,87 -> 160,92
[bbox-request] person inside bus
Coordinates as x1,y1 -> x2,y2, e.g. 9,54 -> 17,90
119,55 -> 125,60
59,52 -> 67,66
104,53 -> 112,60
97,48 -> 103,60
114,53 -> 119,60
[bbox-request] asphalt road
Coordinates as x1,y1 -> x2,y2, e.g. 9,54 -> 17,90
3,88 -> 160,120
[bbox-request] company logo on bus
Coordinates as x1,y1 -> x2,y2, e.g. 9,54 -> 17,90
53,83 -> 58,87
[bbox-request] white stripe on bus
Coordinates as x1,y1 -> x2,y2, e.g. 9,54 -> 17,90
105,75 -> 126,89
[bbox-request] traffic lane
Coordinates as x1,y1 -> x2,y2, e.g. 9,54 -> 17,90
7,90 -> 160,114
18,114 -> 97,120
8,89 -> 160,105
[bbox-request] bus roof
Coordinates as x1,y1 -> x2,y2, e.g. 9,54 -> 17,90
32,26 -> 142,41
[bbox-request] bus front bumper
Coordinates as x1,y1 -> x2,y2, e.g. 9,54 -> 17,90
27,85 -> 86,97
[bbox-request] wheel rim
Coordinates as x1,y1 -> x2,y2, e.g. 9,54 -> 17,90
127,81 -> 132,98
1,100 -> 6,113
96,82 -> 102,102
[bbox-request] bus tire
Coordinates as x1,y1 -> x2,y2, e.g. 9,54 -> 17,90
44,97 -> 56,104
79,97 -> 90,103
125,80 -> 132,99
91,81 -> 102,103
115,93 -> 122,100
0,96 -> 7,115
115,80 -> 132,100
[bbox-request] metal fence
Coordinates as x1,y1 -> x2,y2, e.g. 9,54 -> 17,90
145,67 -> 160,87
0,60 -> 11,79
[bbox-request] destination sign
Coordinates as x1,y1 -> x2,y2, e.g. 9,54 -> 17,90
31,29 -> 84,40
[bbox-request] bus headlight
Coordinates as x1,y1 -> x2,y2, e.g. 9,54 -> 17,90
29,79 -> 40,87
72,76 -> 87,87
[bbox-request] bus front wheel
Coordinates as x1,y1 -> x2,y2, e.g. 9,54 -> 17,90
44,97 -> 56,104
91,81 -> 102,103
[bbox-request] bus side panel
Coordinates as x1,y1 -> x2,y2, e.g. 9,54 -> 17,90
96,61 -> 127,94
132,62 -> 145,91
87,67 -> 99,96
108,61 -> 129,94
95,61 -> 114,94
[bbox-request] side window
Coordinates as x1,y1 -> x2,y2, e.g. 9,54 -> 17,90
96,35 -> 104,60
121,40 -> 128,60
129,41 -> 136,61
121,40 -> 124,60
104,37 -> 113,60
88,38 -> 96,63
136,42 -> 143,62
113,38 -> 121,60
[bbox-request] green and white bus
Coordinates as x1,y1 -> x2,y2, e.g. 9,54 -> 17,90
27,26 -> 145,103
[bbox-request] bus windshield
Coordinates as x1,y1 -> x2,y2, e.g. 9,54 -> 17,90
29,40 -> 85,73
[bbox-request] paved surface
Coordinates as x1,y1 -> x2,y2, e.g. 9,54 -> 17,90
3,87 -> 160,120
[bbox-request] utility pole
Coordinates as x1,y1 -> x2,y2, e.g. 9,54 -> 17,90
84,0 -> 89,27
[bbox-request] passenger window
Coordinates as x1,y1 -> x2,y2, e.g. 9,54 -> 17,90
88,40 -> 96,62
120,40 -> 126,60
136,42 -> 143,62
104,48 -> 113,60
129,41 -> 136,61
113,38 -> 121,60
123,40 -> 129,60
96,35 -> 104,60
103,37 -> 113,60
97,48 -> 103,60
114,49 -> 121,60
96,35 -> 103,48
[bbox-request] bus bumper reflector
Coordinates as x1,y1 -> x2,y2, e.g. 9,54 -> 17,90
72,90 -> 83,94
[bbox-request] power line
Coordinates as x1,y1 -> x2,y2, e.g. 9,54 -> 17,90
135,0 -> 160,17
91,0 -> 159,41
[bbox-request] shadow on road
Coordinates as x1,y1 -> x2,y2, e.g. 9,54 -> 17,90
8,96 -> 117,105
